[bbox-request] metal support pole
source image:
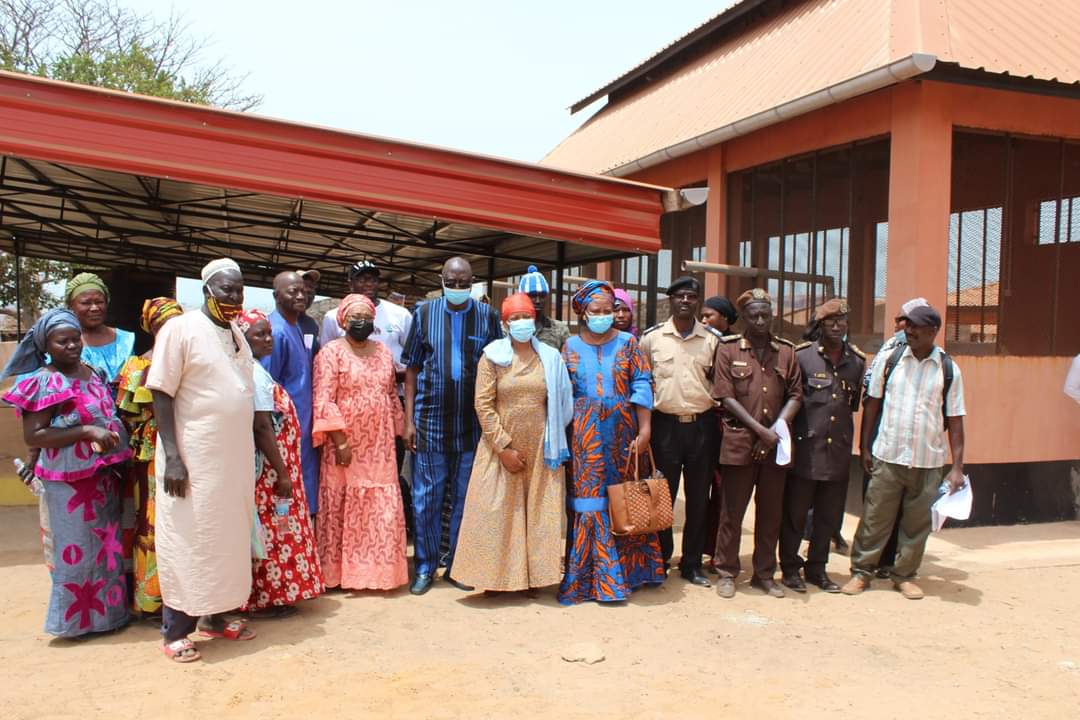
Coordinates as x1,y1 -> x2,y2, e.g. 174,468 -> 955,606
555,242 -> 566,320
486,257 -> 495,300
14,241 -> 22,337
681,260 -> 834,299
646,253 -> 659,327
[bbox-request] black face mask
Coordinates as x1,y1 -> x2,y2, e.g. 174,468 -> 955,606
347,319 -> 374,342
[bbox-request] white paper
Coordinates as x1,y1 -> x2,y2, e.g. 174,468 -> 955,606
303,333 -> 315,350
772,418 -> 791,465
931,475 -> 973,531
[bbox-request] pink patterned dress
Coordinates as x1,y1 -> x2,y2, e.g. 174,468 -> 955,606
312,339 -> 407,590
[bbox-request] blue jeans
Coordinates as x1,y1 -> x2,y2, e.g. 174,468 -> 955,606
412,450 -> 475,577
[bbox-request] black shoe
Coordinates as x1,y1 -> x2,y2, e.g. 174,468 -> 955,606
806,573 -> 841,593
444,575 -> 475,592
782,572 -> 807,593
409,573 -> 434,595
679,567 -> 711,587
874,567 -> 892,580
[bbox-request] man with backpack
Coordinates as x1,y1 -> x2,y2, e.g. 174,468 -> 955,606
842,303 -> 967,600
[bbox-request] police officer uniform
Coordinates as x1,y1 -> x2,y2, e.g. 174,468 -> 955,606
780,299 -> 865,593
711,289 -> 803,598
640,276 -> 720,585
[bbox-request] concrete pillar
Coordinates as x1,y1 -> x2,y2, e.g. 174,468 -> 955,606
885,81 -> 952,332
705,145 -> 727,297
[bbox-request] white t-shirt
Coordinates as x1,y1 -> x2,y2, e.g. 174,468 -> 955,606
320,298 -> 413,368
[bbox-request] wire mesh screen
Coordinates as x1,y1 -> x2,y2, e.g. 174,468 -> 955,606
950,130 -> 1080,356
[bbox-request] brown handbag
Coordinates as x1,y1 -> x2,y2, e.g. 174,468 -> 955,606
607,446 -> 673,536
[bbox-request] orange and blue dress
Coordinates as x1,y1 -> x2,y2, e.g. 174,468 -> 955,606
558,332 -> 665,605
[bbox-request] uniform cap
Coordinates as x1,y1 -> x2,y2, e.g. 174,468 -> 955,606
898,304 -> 941,328
736,288 -> 773,311
666,276 -> 701,296
814,298 -> 850,321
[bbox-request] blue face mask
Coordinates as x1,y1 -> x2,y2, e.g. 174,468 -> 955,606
585,312 -> 614,334
443,285 -> 472,305
508,318 -> 535,342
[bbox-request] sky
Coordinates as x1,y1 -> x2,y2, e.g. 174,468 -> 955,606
125,0 -> 730,307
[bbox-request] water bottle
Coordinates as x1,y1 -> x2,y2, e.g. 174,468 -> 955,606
273,498 -> 291,537
13,458 -> 45,497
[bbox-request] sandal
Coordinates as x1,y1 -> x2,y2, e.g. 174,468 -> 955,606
252,605 -> 298,620
197,619 -> 257,641
162,638 -> 201,663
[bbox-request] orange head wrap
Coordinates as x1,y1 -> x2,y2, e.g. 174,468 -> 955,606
336,293 -> 376,329
501,292 -> 536,322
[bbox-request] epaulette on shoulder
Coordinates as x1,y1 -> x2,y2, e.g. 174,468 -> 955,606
774,337 -> 797,348
795,341 -> 813,351
641,323 -> 663,336
848,343 -> 866,360
703,325 -> 724,339
721,333 -> 741,343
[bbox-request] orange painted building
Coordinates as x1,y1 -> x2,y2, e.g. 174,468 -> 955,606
545,0 -> 1080,522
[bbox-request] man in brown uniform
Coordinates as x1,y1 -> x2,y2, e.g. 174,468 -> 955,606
780,299 -> 865,594
712,289 -> 803,598
640,276 -> 720,587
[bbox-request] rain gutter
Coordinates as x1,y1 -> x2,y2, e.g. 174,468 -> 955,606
607,53 -> 938,178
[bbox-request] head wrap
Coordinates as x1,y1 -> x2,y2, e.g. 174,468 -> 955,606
814,298 -> 850,322
236,308 -> 268,334
518,265 -> 550,295
571,280 -> 614,316
65,272 -> 109,304
613,288 -> 634,313
201,258 -> 241,284
704,296 -> 738,324
0,308 -> 81,379
736,288 -> 773,311
336,293 -> 376,329
501,292 -> 536,321
140,297 -> 183,334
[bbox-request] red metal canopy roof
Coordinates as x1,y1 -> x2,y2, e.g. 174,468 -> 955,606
0,70 -> 668,295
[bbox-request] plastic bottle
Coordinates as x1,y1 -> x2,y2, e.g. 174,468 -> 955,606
13,458 -> 45,497
273,498 -> 291,537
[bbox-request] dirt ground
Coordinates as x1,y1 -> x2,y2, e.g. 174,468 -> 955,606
2,504 -> 1079,720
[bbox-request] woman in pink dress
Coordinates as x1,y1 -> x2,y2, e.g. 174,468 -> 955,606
313,294 -> 407,590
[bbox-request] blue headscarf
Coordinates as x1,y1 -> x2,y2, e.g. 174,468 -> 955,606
571,280 -> 614,316
0,308 -> 81,379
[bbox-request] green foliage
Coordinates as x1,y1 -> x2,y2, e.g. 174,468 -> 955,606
50,40 -> 216,104
0,251 -> 67,324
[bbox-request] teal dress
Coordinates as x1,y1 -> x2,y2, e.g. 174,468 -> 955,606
81,328 -> 136,383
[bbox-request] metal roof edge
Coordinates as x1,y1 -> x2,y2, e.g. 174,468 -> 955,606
605,53 -> 937,178
0,70 -> 668,195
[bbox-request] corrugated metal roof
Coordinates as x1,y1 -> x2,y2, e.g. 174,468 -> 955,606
545,0 -> 1080,175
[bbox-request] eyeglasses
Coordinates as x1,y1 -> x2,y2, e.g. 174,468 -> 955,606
442,278 -> 472,289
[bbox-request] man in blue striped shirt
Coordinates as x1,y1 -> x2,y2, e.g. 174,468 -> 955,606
403,257 -> 503,595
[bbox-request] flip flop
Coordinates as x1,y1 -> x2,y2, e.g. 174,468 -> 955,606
197,619 -> 257,641
162,638 -> 201,663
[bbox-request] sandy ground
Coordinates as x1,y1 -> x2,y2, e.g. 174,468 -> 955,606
2,504 -> 1079,720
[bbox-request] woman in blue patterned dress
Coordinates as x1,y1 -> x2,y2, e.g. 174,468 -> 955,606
2,309 -> 132,638
558,281 -> 664,605
65,272 -> 135,383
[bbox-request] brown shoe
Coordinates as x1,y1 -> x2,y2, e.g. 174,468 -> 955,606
716,577 -> 736,599
840,574 -> 870,595
894,580 -> 924,600
750,577 -> 785,598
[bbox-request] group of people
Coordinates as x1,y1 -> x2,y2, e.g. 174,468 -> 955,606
1,255 -> 967,663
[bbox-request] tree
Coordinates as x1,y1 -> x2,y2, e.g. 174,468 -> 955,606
0,0 -> 262,109
0,0 -> 262,323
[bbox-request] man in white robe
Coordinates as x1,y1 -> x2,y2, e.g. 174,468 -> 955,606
149,258 -> 257,661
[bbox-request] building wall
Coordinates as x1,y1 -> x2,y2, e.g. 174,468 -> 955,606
626,79 -> 1080,466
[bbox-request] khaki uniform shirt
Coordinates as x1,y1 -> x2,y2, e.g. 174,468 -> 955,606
640,319 -> 720,415
792,341 -> 865,482
712,335 -> 803,466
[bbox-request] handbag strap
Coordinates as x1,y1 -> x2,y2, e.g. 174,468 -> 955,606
621,442 -> 657,481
